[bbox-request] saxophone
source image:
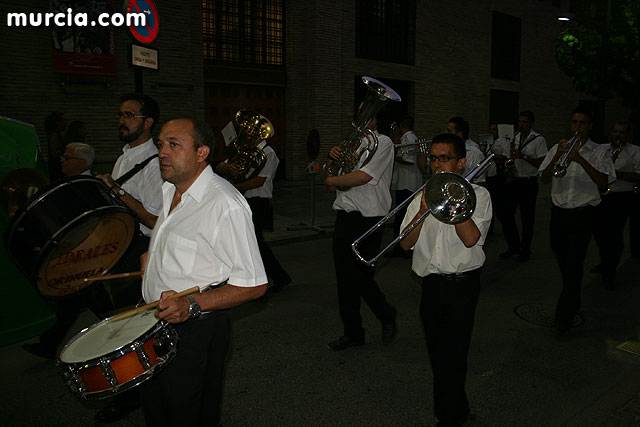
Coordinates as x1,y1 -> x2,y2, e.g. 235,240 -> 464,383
504,132 -> 519,183
219,110 -> 274,183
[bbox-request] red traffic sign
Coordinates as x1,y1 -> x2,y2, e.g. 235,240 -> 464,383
127,0 -> 159,44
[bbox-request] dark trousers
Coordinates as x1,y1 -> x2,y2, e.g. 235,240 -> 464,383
501,177 -> 538,254
486,174 -> 506,234
247,197 -> 290,284
630,192 -> 640,257
550,206 -> 594,324
421,269 -> 481,427
333,210 -> 395,338
141,311 -> 231,427
593,192 -> 634,279
393,189 -> 415,238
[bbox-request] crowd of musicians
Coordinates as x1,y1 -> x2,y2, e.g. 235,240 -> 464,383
20,89 -> 640,427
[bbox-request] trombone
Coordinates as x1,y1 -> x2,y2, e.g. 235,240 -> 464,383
552,132 -> 580,178
351,154 -> 495,266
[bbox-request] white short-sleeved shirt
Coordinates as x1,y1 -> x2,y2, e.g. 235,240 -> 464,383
112,138 -> 163,236
401,183 -> 492,276
510,130 -> 548,178
538,139 -> 616,208
333,131 -> 394,217
391,131 -> 423,192
142,166 -> 267,302
244,141 -> 279,199
461,139 -> 486,184
609,143 -> 640,193
487,137 -> 509,177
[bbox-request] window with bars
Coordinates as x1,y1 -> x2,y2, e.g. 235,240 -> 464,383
355,0 -> 416,65
202,0 -> 284,66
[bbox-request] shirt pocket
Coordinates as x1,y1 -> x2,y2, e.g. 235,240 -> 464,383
162,233 -> 198,275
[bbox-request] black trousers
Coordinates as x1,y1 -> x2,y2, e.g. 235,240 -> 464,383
141,311 -> 231,427
333,210 -> 395,338
486,174 -> 506,233
247,197 -> 291,285
593,191 -> 634,279
393,189 -> 415,238
630,192 -> 640,257
421,269 -> 481,427
501,177 -> 538,254
550,206 -> 594,324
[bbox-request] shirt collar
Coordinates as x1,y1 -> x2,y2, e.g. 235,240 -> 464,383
122,137 -> 154,155
182,164 -> 214,204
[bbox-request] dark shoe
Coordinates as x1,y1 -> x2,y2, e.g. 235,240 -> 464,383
590,264 -> 602,274
22,342 -> 56,360
95,399 -> 140,424
382,308 -> 398,344
516,252 -> 530,262
327,335 -> 364,351
499,248 -> 519,259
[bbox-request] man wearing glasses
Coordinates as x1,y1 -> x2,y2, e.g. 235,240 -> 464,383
400,133 -> 492,427
60,142 -> 94,176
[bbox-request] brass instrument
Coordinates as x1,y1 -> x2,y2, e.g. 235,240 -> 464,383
219,110 -> 274,183
504,132 -> 520,182
602,138 -> 624,195
394,137 -> 431,157
552,132 -> 581,178
351,154 -> 495,266
326,76 -> 401,176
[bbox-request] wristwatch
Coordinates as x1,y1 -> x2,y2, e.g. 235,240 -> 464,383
111,183 -> 126,197
186,295 -> 201,319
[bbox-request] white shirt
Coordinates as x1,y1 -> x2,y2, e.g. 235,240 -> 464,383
538,139 -> 616,208
244,141 -> 279,199
608,143 -> 640,193
487,137 -> 509,177
81,169 -> 92,176
461,139 -> 486,184
511,130 -> 548,178
391,131 -> 423,192
142,166 -> 267,302
333,131 -> 394,217
112,138 -> 163,236
401,183 -> 492,276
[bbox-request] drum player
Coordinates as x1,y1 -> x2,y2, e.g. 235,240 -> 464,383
140,117 -> 267,426
399,133 -> 492,427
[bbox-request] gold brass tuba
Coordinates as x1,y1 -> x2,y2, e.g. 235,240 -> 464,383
326,76 -> 401,176
220,110 -> 274,183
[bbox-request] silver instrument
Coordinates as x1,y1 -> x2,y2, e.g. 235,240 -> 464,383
552,132 -> 581,178
394,137 -> 431,157
351,154 -> 495,266
326,76 -> 401,176
504,131 -> 520,181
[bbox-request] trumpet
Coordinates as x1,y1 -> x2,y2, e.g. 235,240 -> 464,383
552,132 -> 580,178
351,154 -> 495,266
394,138 -> 431,156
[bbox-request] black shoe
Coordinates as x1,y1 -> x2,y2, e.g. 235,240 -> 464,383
382,308 -> 398,344
327,335 -> 364,351
22,342 -> 56,360
516,252 -> 530,262
499,248 -> 519,259
95,399 -> 140,424
590,264 -> 602,274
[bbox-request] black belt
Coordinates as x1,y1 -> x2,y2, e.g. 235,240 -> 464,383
552,205 -> 595,214
429,267 -> 482,282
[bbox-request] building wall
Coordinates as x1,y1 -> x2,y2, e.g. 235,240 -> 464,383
0,0 -> 205,173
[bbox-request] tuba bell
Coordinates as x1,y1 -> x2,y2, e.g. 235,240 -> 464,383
326,76 -> 401,176
219,109 -> 274,183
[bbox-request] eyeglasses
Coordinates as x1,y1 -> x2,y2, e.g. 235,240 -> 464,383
116,111 -> 147,119
59,155 -> 82,161
428,154 -> 459,163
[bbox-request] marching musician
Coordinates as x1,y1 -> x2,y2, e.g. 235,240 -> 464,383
60,142 -> 94,176
539,106 -> 615,333
216,135 -> 292,292
485,123 -> 509,235
447,116 -> 486,184
324,111 -> 398,351
592,121 -> 640,289
399,133 -> 492,427
141,117 -> 267,426
390,116 -> 423,256
499,111 -> 548,262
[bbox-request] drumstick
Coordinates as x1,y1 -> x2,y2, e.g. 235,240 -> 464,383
108,286 -> 201,323
84,271 -> 143,283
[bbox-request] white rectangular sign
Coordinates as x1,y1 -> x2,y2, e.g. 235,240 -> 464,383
132,45 -> 158,70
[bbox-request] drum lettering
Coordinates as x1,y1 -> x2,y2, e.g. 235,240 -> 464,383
47,266 -> 106,289
55,242 -> 120,266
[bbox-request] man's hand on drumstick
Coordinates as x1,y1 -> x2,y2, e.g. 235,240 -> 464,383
156,290 -> 191,323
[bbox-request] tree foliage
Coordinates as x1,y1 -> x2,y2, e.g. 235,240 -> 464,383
556,0 -> 640,110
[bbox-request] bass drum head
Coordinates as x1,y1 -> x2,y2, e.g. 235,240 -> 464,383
38,208 -> 136,297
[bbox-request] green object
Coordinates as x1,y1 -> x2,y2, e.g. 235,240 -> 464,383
0,117 -> 56,347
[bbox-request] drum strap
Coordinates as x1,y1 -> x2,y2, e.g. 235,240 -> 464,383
115,154 -> 159,186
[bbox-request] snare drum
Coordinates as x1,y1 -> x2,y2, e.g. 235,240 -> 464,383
4,175 -> 138,297
58,310 -> 178,399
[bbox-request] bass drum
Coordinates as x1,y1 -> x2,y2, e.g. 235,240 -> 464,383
4,175 -> 138,298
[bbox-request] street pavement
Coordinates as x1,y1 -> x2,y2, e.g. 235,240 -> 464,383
2,178 -> 640,427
